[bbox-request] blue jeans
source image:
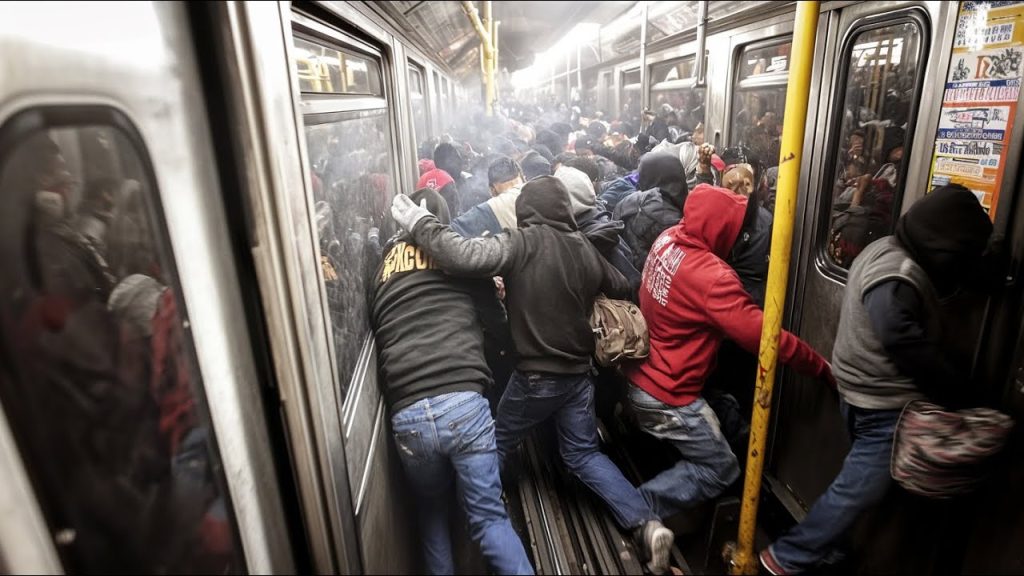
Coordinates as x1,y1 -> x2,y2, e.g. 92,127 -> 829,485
769,400 -> 901,572
392,391 -> 533,576
496,370 -> 657,530
628,385 -> 741,518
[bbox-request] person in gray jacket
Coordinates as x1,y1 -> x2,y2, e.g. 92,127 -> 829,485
760,184 -> 994,575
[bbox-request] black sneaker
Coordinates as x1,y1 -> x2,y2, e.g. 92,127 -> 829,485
635,519 -> 673,575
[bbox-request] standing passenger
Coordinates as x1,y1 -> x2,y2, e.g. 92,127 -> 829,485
760,184 -> 993,575
626,186 -> 833,519
390,177 -> 676,575
372,188 -> 532,576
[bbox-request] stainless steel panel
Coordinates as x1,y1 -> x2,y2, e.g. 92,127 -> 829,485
0,2 -> 296,572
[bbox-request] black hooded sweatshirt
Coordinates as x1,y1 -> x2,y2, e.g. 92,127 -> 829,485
406,176 -> 632,374
371,188 -> 499,411
613,152 -> 688,272
863,184 -> 992,406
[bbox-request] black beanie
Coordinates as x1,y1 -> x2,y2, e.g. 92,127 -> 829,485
895,183 -> 992,292
408,187 -> 451,225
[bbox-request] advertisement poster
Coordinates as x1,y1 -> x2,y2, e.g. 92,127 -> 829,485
930,1 -> 1024,219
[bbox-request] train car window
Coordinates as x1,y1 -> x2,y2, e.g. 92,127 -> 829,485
650,57 -> 705,132
823,18 -> 924,271
730,38 -> 792,166
621,68 -> 642,123
304,109 -> 393,404
293,35 -> 383,96
0,107 -> 244,574
408,65 -> 428,145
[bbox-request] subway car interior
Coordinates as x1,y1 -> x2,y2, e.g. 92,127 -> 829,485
1,1 -> 1024,574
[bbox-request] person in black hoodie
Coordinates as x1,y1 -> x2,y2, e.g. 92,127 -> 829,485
613,152 -> 690,272
760,184 -> 994,575
391,177 -> 676,575
371,188 -> 532,576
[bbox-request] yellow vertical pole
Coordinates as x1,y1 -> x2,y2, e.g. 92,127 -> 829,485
461,1 -> 496,116
729,2 -> 819,574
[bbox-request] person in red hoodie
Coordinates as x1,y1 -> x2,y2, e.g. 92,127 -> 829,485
624,184 -> 833,518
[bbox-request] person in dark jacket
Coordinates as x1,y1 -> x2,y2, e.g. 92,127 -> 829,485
435,142 -> 489,216
391,177 -> 676,575
613,152 -> 689,272
554,165 -> 641,294
600,174 -> 639,212
371,188 -> 532,576
625,185 -> 833,521
760,184 -> 994,575
519,150 -> 552,181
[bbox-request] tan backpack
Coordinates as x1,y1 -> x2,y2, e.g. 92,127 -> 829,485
590,295 -> 650,367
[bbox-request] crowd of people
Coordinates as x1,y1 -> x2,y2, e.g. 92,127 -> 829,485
371,97 -> 998,575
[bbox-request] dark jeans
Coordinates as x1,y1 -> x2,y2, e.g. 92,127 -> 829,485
769,400 -> 901,572
392,391 -> 533,575
496,370 -> 658,530
628,385 -> 741,519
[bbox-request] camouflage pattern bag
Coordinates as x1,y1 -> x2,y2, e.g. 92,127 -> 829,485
590,295 -> 649,367
891,400 -> 1013,499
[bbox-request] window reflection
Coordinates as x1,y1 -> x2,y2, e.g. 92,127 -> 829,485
305,110 -> 392,400
409,66 -> 428,144
0,116 -> 242,574
650,57 -> 705,138
826,22 -> 922,269
294,35 -> 383,96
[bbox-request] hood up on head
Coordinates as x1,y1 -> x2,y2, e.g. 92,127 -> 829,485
553,165 -> 596,217
409,186 -> 451,225
895,183 -> 992,293
515,175 -> 577,232
638,151 -> 688,209
678,184 -> 748,259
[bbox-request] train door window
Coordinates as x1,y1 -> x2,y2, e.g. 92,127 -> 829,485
730,38 -> 792,168
433,71 -> 445,132
0,107 -> 244,574
621,68 -> 641,123
822,16 -> 925,272
441,76 -> 452,128
650,56 -> 705,134
408,64 -> 428,147
293,31 -> 394,405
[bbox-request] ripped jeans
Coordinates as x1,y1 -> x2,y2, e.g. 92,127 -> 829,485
391,391 -> 533,575
628,385 -> 741,519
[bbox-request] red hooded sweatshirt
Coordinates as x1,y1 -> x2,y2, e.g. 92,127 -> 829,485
625,184 -> 830,407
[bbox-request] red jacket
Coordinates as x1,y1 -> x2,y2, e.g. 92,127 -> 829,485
624,184 -> 830,406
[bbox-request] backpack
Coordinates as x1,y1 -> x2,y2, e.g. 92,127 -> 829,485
590,295 -> 649,367
891,400 -> 1013,498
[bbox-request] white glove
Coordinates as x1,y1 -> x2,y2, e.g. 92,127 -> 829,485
391,194 -> 432,232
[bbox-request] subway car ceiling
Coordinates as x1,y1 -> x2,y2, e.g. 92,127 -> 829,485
2,1 -> 1024,576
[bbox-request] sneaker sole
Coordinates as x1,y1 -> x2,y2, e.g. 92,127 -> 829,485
646,526 -> 674,575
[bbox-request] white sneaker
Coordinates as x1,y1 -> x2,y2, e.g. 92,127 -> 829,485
642,520 -> 674,575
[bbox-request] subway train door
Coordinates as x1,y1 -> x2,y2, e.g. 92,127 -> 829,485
773,1 -> 954,512
286,7 -> 420,574
0,3 -> 295,573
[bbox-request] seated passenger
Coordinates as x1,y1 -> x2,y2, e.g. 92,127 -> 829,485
390,177 -> 676,575
624,185 -> 833,520
614,152 -> 689,272
452,156 -> 524,238
760,184 -> 993,575
371,188 -> 532,576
